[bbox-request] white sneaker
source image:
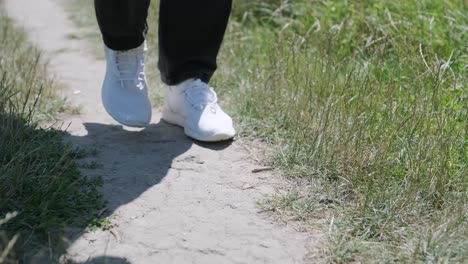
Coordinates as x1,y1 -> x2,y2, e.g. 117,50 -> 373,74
101,42 -> 152,127
162,79 -> 236,142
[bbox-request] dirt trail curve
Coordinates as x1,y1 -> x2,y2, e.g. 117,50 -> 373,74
5,0 -> 313,263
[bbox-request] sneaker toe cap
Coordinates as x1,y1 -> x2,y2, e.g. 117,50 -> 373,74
188,112 -> 236,141
102,86 -> 152,127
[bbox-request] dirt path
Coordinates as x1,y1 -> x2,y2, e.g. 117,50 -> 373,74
5,0 -> 313,263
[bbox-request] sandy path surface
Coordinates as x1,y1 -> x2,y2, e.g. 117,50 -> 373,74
5,0 -> 313,263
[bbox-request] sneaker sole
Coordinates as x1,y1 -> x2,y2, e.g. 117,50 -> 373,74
104,106 -> 150,128
161,107 -> 234,142
117,119 -> 150,128
102,97 -> 151,128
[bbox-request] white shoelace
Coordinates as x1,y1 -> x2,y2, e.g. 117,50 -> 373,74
183,80 -> 218,110
115,50 -> 146,89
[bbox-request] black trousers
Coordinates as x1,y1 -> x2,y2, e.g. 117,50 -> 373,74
94,0 -> 232,85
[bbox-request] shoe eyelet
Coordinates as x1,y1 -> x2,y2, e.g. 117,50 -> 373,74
210,106 -> 217,114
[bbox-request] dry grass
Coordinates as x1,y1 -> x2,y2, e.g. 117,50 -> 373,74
0,5 -> 103,263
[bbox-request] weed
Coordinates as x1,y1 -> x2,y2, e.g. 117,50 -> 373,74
0,6 -> 104,262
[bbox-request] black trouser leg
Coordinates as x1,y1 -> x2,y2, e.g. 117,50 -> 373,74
158,0 -> 232,85
94,0 -> 150,51
94,0 -> 232,85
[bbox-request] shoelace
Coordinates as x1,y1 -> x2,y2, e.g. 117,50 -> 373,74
183,80 -> 218,110
115,50 -> 146,89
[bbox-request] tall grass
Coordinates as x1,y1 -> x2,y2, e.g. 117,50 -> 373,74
0,7 -> 103,262
215,0 -> 467,262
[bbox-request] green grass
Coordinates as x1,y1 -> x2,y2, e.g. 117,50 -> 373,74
217,1 -> 467,262
65,0 -> 467,262
0,10 -> 72,120
0,6 -> 103,263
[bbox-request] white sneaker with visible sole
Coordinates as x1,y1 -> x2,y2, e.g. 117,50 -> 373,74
162,79 -> 236,142
102,42 -> 152,127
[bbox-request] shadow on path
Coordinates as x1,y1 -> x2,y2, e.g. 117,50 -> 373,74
54,121 -> 231,264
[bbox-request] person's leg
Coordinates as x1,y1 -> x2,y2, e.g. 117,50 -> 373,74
95,0 -> 152,127
94,0 -> 150,51
159,0 -> 236,141
158,0 -> 233,85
